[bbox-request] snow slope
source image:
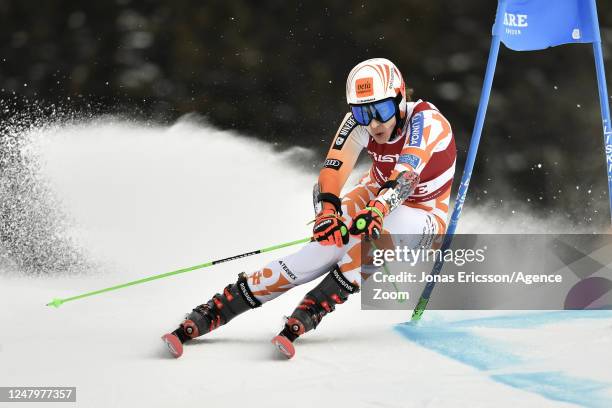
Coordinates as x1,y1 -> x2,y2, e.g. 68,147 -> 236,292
0,117 -> 611,407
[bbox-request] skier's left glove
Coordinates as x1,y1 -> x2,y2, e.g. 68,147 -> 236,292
349,200 -> 387,240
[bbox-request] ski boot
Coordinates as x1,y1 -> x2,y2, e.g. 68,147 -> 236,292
271,266 -> 359,359
162,272 -> 261,358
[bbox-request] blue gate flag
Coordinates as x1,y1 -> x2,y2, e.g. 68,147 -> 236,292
493,0 -> 596,51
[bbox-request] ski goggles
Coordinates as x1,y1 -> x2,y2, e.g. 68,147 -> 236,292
350,98 -> 397,126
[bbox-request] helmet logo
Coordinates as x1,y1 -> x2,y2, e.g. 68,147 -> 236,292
355,77 -> 374,98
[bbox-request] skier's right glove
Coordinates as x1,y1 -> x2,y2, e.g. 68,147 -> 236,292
348,200 -> 386,240
312,208 -> 349,247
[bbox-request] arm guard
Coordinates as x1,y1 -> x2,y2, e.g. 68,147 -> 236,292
376,171 -> 420,214
312,183 -> 321,215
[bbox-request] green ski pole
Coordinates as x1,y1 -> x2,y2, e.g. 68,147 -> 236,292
46,237 -> 311,308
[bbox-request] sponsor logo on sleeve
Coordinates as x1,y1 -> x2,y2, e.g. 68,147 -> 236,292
333,116 -> 357,150
409,113 -> 424,146
355,77 -> 374,98
398,154 -> 421,169
324,159 -> 343,170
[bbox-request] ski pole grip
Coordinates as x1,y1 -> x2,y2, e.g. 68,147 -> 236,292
356,218 -> 367,231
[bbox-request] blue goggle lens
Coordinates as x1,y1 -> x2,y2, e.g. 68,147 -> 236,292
350,99 -> 397,126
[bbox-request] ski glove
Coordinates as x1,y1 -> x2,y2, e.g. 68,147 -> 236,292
349,200 -> 387,240
312,208 -> 349,247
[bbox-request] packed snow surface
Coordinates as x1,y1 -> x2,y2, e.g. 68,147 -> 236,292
1,117 -> 611,407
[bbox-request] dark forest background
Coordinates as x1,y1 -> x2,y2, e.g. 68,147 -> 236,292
2,0 -> 612,228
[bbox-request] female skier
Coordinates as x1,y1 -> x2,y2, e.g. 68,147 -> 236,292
162,58 -> 456,359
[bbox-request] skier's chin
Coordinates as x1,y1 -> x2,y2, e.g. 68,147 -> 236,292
371,131 -> 391,144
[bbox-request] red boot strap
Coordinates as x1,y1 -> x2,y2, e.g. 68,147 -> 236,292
223,288 -> 234,301
213,297 -> 224,309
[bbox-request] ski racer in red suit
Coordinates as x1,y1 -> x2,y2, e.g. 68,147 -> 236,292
162,58 -> 456,359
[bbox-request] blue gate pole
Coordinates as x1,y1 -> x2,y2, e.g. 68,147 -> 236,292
411,2 -> 506,321
589,0 -> 612,225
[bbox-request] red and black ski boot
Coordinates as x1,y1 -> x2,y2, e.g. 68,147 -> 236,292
162,272 -> 261,358
272,266 -> 359,359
